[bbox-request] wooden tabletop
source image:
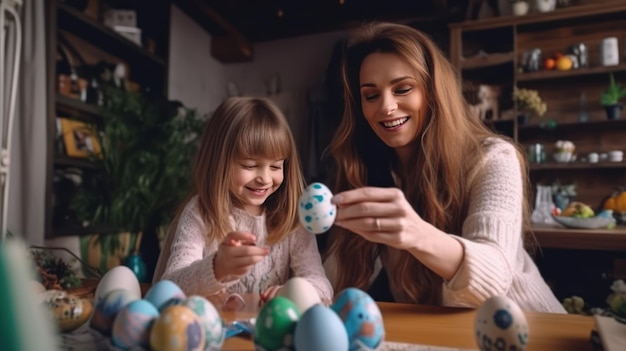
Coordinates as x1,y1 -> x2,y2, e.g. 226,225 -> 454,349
209,294 -> 596,351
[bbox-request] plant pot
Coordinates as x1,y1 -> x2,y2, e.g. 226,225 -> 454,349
512,1 -> 530,16
605,104 -> 623,120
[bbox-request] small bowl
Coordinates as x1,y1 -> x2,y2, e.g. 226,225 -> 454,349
553,152 -> 573,163
552,215 -> 616,229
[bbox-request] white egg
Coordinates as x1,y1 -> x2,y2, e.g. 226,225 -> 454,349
298,182 -> 337,234
94,265 -> 142,305
474,296 -> 529,351
277,277 -> 321,313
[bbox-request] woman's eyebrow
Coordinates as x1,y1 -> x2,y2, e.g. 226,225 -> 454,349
360,76 -> 412,88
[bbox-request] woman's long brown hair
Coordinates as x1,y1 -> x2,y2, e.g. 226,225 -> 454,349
153,97 -> 305,282
325,22 -> 532,304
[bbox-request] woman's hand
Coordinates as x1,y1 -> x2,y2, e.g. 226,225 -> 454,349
331,187 -> 427,250
331,186 -> 465,281
214,231 -> 269,281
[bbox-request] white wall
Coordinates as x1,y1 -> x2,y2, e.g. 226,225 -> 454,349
168,5 -> 347,172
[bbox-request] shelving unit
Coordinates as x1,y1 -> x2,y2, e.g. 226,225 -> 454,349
449,0 -> 626,304
45,0 -> 170,238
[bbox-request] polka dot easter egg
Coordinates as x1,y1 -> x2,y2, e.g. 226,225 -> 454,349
474,296 -> 529,351
298,182 -> 337,234
330,287 -> 385,351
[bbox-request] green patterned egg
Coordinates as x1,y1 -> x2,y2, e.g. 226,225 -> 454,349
254,296 -> 301,351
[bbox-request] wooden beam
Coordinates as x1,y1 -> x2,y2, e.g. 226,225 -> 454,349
173,0 -> 252,63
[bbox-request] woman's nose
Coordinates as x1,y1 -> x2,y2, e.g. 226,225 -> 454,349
381,94 -> 397,115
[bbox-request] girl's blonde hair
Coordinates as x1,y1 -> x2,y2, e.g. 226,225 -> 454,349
154,97 -> 304,282
325,22 -> 532,304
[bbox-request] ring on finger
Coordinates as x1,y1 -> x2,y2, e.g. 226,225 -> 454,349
375,218 -> 381,231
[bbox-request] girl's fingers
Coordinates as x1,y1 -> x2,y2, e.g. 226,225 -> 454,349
223,231 -> 258,246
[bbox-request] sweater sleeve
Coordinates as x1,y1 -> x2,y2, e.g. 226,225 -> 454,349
161,199 -> 239,296
289,227 -> 334,303
442,140 -> 525,306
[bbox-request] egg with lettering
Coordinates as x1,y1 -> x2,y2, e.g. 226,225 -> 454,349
298,182 -> 337,234
474,296 -> 529,351
330,287 -> 385,351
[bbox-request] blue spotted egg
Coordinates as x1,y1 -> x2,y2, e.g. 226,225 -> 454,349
474,296 -> 529,351
298,182 -> 337,234
330,287 -> 385,351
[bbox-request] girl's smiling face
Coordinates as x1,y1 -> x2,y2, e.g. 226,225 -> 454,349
359,52 -> 427,161
231,157 -> 285,215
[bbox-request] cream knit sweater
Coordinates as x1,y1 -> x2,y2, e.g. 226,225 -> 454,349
158,199 -> 333,302
325,139 -> 566,313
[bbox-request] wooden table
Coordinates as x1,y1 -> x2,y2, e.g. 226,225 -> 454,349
209,294 -> 596,351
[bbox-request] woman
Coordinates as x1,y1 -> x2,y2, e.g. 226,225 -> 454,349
323,22 -> 565,313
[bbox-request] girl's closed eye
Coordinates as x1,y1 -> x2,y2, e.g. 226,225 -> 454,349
395,86 -> 412,95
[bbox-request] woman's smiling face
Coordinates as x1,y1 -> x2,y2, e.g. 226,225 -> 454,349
359,52 -> 427,158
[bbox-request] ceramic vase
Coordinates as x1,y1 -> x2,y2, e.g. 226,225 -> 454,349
535,0 -> 557,12
512,1 -> 530,16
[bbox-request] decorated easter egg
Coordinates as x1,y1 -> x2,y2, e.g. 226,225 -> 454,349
90,288 -> 138,336
277,277 -> 320,313
41,290 -> 93,333
182,296 -> 225,351
112,299 -> 159,350
330,287 -> 385,351
94,265 -> 142,305
145,280 -> 187,311
254,296 -> 301,351
150,305 -> 205,351
294,304 -> 349,351
298,182 -> 337,234
474,296 -> 529,351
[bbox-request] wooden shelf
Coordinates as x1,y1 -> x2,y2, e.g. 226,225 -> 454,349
449,1 -> 626,32
57,4 -> 165,71
54,156 -> 98,170
461,52 -> 514,70
530,162 -> 626,171
531,224 -> 626,251
518,119 -> 626,138
56,94 -> 102,121
517,64 -> 626,82
50,224 -> 119,237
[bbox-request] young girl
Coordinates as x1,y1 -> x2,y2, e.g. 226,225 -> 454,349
153,96 -> 332,303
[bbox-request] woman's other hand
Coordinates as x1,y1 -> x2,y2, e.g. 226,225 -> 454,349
214,231 -> 269,281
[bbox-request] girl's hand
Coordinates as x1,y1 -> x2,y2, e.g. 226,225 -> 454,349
331,187 -> 426,250
214,231 -> 269,281
260,285 -> 283,304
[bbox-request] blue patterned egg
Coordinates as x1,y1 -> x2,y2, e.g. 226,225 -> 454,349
112,299 -> 159,350
150,305 -> 205,351
330,288 -> 385,351
474,296 -> 529,351
182,296 -> 225,351
145,280 -> 187,311
90,288 -> 138,336
298,182 -> 337,234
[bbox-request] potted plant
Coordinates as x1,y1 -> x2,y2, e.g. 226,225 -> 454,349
71,86 -> 206,279
600,73 -> 626,120
512,87 -> 547,124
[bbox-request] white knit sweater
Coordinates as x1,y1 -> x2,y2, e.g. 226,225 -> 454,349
325,139 -> 566,313
159,198 -> 333,302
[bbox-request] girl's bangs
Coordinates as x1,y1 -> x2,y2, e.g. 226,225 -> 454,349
236,121 -> 291,160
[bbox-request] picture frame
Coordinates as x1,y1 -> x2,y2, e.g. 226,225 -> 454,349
59,118 -> 102,158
